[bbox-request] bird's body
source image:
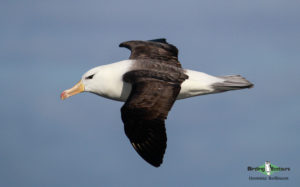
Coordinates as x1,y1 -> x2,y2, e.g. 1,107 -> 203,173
61,39 -> 253,167
81,59 -> 246,101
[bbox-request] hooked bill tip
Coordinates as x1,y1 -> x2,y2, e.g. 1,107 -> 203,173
60,91 -> 67,100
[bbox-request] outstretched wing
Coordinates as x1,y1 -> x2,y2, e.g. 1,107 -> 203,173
119,38 -> 182,68
121,71 -> 181,167
120,39 -> 188,167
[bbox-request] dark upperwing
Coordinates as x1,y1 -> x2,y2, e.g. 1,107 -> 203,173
119,38 -> 182,68
119,39 -> 188,167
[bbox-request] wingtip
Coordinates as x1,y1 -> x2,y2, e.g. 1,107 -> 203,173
119,42 -> 126,48
151,163 -> 162,167
131,142 -> 164,168
148,38 -> 167,44
145,158 -> 163,167
119,38 -> 168,48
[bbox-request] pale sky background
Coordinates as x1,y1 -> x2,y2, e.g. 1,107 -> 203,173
1,0 -> 299,186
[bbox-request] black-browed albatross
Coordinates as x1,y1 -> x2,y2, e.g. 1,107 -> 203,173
61,39 -> 253,167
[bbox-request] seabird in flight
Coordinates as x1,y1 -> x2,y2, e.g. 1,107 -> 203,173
61,39 -> 253,167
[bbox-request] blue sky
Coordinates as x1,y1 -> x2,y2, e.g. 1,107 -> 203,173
0,0 -> 299,186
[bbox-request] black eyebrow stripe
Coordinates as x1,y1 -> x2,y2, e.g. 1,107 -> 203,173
86,74 -> 95,79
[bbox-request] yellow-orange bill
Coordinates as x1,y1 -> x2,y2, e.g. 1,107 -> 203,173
61,80 -> 85,100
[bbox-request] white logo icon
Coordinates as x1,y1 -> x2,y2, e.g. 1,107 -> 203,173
265,161 -> 271,176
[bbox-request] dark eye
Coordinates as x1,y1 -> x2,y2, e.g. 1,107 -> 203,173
86,74 -> 94,79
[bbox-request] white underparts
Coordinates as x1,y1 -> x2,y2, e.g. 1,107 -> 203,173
177,69 -> 224,99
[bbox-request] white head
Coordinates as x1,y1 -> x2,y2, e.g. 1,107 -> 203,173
61,60 -> 134,101
60,66 -> 103,100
